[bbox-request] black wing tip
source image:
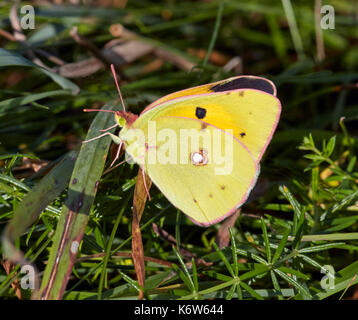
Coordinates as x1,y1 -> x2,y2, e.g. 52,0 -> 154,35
210,76 -> 276,95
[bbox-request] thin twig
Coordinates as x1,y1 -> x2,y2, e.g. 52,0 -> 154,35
70,26 -> 108,68
0,28 -> 17,41
315,0 -> 325,62
202,0 -> 224,68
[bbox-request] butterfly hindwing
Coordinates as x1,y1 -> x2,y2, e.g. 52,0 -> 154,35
120,79 -> 281,225
138,117 -> 258,226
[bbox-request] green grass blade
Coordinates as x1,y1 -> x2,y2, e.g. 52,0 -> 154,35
0,49 -> 79,94
281,0 -> 305,59
239,281 -> 264,300
0,90 -> 72,111
97,193 -> 131,300
202,0 -> 224,68
2,151 -> 77,259
35,103 -> 117,299
270,270 -> 284,300
229,228 -> 239,276
306,261 -> 358,300
298,243 -> 345,254
213,242 -> 235,277
261,217 -> 272,263
173,247 -> 195,292
275,268 -> 311,299
272,227 -> 291,263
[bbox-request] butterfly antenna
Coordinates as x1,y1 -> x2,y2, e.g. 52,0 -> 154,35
83,108 -> 117,113
110,64 -> 126,112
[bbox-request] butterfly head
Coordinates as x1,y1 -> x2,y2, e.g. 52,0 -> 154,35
114,110 -> 138,128
116,110 -> 140,152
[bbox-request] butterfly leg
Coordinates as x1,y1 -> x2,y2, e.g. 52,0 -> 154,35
100,123 -> 119,132
82,132 -> 122,145
110,141 -> 123,167
103,158 -> 129,175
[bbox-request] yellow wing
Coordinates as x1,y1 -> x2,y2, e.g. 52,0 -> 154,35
121,88 -> 281,225
142,75 -> 276,113
136,89 -> 281,162
126,116 -> 258,226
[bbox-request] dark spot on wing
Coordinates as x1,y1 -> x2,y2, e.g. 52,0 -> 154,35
209,193 -> 213,198
195,107 -> 207,119
240,132 -> 246,138
201,122 -> 208,130
210,77 -> 275,95
193,198 -> 198,203
220,185 -> 226,190
239,91 -> 245,96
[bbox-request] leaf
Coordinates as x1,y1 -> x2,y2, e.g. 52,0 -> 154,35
270,270 -> 284,300
261,218 -> 271,263
173,247 -> 195,292
213,242 -> 235,278
98,194 -> 130,300
1,151 -> 77,295
272,227 -> 291,263
229,228 -> 239,276
279,185 -> 305,246
324,190 -> 358,217
0,90 -> 72,112
239,281 -> 264,300
301,261 -> 358,300
0,49 -> 79,95
275,269 -> 311,299
298,233 -> 358,242
298,243 -> 345,254
325,136 -> 336,157
117,271 -> 141,293
34,102 -> 117,300
277,266 -> 310,280
2,151 -> 77,253
303,154 -> 325,161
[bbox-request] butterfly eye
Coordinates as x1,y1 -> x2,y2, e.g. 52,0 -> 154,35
191,150 -> 208,166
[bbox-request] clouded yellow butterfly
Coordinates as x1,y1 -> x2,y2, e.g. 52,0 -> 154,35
87,71 -> 281,226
